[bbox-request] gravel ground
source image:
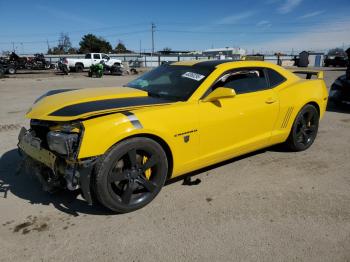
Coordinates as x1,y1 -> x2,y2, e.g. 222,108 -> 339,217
0,68 -> 349,262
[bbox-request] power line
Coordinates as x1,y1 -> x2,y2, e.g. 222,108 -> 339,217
158,29 -> 350,34
0,30 -> 149,45
0,23 -> 149,38
156,19 -> 350,27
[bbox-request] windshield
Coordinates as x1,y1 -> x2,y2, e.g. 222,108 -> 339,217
126,65 -> 213,101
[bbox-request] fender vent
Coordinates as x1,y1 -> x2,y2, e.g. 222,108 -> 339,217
281,107 -> 294,128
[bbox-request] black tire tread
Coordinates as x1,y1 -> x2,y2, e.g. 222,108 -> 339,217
93,137 -> 168,213
285,104 -> 319,152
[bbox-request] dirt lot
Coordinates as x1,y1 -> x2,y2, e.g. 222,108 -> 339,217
0,69 -> 349,262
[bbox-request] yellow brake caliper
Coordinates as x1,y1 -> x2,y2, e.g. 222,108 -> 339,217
142,156 -> 151,179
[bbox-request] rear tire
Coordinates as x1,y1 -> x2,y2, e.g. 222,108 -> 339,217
75,63 -> 83,73
7,66 -> 16,74
93,137 -> 168,213
285,104 -> 319,151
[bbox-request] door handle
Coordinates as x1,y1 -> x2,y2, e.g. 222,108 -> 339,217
265,98 -> 276,104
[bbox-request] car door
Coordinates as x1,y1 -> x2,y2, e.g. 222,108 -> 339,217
93,53 -> 101,64
198,67 -> 279,163
102,54 -> 110,65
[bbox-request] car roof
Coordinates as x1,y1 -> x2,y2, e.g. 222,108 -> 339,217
171,59 -> 281,70
172,59 -> 234,70
171,59 -> 300,81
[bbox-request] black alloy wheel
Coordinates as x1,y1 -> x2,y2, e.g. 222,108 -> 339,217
93,137 -> 168,213
285,104 -> 319,151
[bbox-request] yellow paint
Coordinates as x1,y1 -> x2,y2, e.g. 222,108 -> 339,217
202,87 -> 236,102
143,156 -> 151,179
26,61 -> 328,178
26,87 -> 148,121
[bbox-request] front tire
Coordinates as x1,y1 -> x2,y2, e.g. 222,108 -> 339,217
93,137 -> 168,213
285,104 -> 319,151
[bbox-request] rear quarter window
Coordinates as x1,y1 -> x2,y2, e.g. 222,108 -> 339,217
267,68 -> 286,87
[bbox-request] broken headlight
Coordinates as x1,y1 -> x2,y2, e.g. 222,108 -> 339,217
47,131 -> 78,156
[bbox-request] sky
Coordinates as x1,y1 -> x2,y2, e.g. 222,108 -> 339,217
0,0 -> 349,54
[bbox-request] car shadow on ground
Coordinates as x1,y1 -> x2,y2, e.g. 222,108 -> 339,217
0,145 -> 286,216
166,148 -> 277,186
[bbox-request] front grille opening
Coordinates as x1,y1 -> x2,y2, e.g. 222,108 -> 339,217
30,119 -> 56,149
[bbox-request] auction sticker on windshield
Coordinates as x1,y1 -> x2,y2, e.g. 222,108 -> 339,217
182,72 -> 205,81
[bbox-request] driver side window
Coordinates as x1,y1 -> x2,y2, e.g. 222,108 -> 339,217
212,68 -> 269,95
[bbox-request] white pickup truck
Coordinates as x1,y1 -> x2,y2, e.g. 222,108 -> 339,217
62,53 -> 123,72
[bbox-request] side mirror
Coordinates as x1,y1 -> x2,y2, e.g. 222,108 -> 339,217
202,87 -> 236,102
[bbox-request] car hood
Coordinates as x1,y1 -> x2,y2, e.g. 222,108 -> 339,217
26,87 -> 172,121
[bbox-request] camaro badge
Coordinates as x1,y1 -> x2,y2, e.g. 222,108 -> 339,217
174,129 -> 197,143
183,135 -> 190,143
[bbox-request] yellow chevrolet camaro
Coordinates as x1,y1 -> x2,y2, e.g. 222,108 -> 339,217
18,60 -> 328,212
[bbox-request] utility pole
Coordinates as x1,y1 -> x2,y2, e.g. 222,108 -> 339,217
139,39 -> 142,56
151,22 -> 156,67
47,39 -> 50,53
151,22 -> 156,54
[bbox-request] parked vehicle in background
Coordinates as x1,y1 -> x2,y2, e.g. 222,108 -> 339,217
329,48 -> 350,106
0,57 -> 17,74
4,52 -> 52,72
324,56 -> 348,67
108,61 -> 138,75
330,75 -> 350,105
62,53 -> 123,72
26,53 -> 51,70
0,64 -> 5,78
8,52 -> 28,69
88,63 -> 104,78
57,58 -> 69,75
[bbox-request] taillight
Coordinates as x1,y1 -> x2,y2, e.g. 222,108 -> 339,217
63,58 -> 68,64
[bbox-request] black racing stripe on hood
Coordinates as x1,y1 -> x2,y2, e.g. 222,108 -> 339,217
35,89 -> 77,103
49,96 -> 172,117
46,89 -> 77,96
192,60 -> 234,69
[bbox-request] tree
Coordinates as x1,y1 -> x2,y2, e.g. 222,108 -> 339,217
79,34 -> 112,53
328,48 -> 346,56
47,33 -> 74,54
58,33 -> 72,53
160,47 -> 172,54
67,47 -> 78,54
115,41 -> 132,53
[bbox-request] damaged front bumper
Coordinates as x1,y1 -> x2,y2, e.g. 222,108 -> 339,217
18,127 -> 96,205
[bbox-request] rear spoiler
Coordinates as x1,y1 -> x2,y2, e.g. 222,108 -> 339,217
293,70 -> 324,80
